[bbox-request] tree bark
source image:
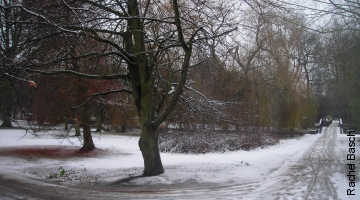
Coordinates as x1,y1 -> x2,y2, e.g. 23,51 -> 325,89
1,86 -> 13,127
95,105 -> 105,132
80,103 -> 95,151
75,122 -> 81,136
139,126 -> 164,176
1,106 -> 12,127
120,123 -> 126,133
81,123 -> 94,151
137,76 -> 165,176
64,121 -> 68,130
126,0 -> 165,176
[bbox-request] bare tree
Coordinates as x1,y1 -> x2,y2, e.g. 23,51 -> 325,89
1,0 -> 235,176
327,0 -> 360,20
0,0 -> 43,127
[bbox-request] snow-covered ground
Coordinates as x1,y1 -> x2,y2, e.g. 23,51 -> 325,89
0,122 -> 359,199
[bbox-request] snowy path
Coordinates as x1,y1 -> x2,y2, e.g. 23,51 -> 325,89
0,124 -> 359,199
244,125 -> 341,199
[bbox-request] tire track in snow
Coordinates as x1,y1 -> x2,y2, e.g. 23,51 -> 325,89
268,125 -> 340,200
304,125 -> 339,199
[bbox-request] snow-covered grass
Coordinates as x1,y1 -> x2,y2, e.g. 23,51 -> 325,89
0,127 -> 318,186
0,123 -> 359,199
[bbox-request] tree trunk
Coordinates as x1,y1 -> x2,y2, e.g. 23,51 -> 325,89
1,108 -> 12,127
136,74 -> 164,176
138,126 -> 164,176
120,123 -> 126,133
1,86 -> 13,128
95,117 -> 102,132
81,122 -> 94,151
75,122 -> 81,136
64,120 -> 69,130
95,105 -> 105,132
80,103 -> 95,151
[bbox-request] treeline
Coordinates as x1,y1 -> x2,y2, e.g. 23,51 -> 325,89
1,1 -> 359,131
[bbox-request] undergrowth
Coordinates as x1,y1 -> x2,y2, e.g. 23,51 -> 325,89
159,126 -> 279,154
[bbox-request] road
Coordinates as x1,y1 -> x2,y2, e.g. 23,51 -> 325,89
0,124 -> 355,199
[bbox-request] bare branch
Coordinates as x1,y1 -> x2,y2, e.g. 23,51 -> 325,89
73,89 -> 133,109
28,69 -> 129,81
